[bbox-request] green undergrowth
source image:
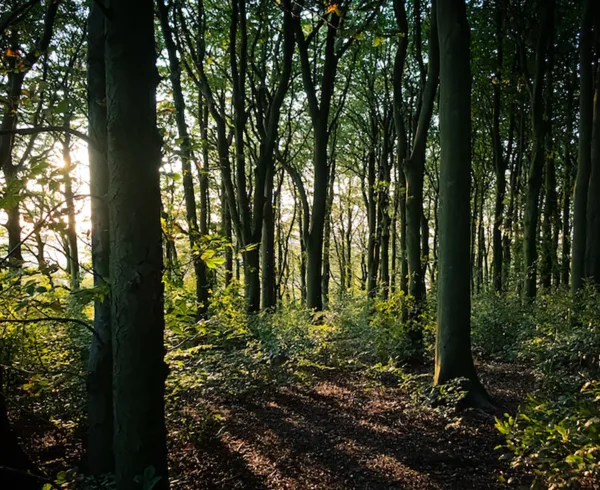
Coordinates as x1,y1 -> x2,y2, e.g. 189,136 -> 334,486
4,269 -> 600,489
472,286 -> 600,489
165,282 -> 437,400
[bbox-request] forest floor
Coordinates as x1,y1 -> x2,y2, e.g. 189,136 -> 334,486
13,358 -> 535,489
164,359 -> 534,490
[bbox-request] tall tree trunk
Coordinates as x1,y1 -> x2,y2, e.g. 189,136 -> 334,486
62,119 -> 80,292
322,159 -> 336,307
561,73 -> 576,288
503,102 -> 524,289
470,177 -> 478,292
366,138 -> 379,298
572,0 -> 594,294
392,0 -> 409,296
523,0 -> 555,299
379,127 -> 392,299
105,0 -> 169,486
405,0 -> 439,304
298,203 -> 307,303
476,179 -> 485,294
585,65 -> 600,287
421,208 -> 430,287
197,100 -> 211,313
492,0 -> 505,292
261,182 -> 277,309
540,38 -> 556,290
434,0 -> 488,404
86,0 -> 113,475
346,182 -> 353,292
158,0 -> 207,318
0,70 -> 25,268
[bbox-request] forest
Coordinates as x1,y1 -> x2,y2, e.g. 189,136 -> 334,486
0,0 -> 599,488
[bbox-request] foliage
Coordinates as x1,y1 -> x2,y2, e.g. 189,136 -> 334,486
471,291 -> 536,359
496,383 -> 600,489
493,288 -> 600,488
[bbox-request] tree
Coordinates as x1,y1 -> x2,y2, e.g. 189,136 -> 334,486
105,0 -> 169,487
85,0 -> 113,475
0,0 -> 59,268
522,0 -> 555,299
491,0 -> 506,292
403,0 -> 439,306
157,0 -> 209,318
585,46 -> 600,287
434,0 -> 489,405
572,0 -> 595,294
292,0 -> 379,311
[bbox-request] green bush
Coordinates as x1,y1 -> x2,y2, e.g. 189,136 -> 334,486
471,291 -> 535,359
495,287 -> 600,489
496,382 -> 600,489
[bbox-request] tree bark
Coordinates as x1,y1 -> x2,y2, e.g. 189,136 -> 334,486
492,0 -> 505,292
86,0 -> 113,475
405,0 -> 439,304
434,0 -> 488,404
523,0 -> 555,299
572,0 -> 595,294
0,1 -> 59,268
157,0 -> 208,317
585,64 -> 600,287
105,0 -> 169,486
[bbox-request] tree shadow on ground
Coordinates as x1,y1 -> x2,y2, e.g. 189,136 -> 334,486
175,360 -> 533,489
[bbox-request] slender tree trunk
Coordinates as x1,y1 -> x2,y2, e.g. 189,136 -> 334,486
585,65 -> 600,287
158,0 -> 207,317
434,0 -> 488,404
541,39 -> 556,290
0,70 -> 25,268
62,119 -> 80,292
561,74 -> 576,287
346,183 -> 353,292
261,182 -> 277,309
86,0 -> 113,475
470,178 -> 479,292
421,208 -> 430,288
297,198 -> 307,303
523,0 -> 555,299
572,0 -> 594,294
366,141 -> 379,298
476,180 -> 485,294
503,102 -> 524,289
198,101 -> 211,313
105,0 -> 169,486
405,0 -> 439,304
322,160 -> 336,307
492,0 -> 505,292
379,131 -> 392,299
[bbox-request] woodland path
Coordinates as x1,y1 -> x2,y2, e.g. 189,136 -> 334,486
167,360 -> 533,489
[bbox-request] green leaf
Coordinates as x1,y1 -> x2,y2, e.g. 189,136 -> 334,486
373,36 -> 385,47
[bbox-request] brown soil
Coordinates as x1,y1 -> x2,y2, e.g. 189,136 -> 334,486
166,359 -> 534,490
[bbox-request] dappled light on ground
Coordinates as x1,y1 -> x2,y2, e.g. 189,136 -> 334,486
166,361 -> 533,489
